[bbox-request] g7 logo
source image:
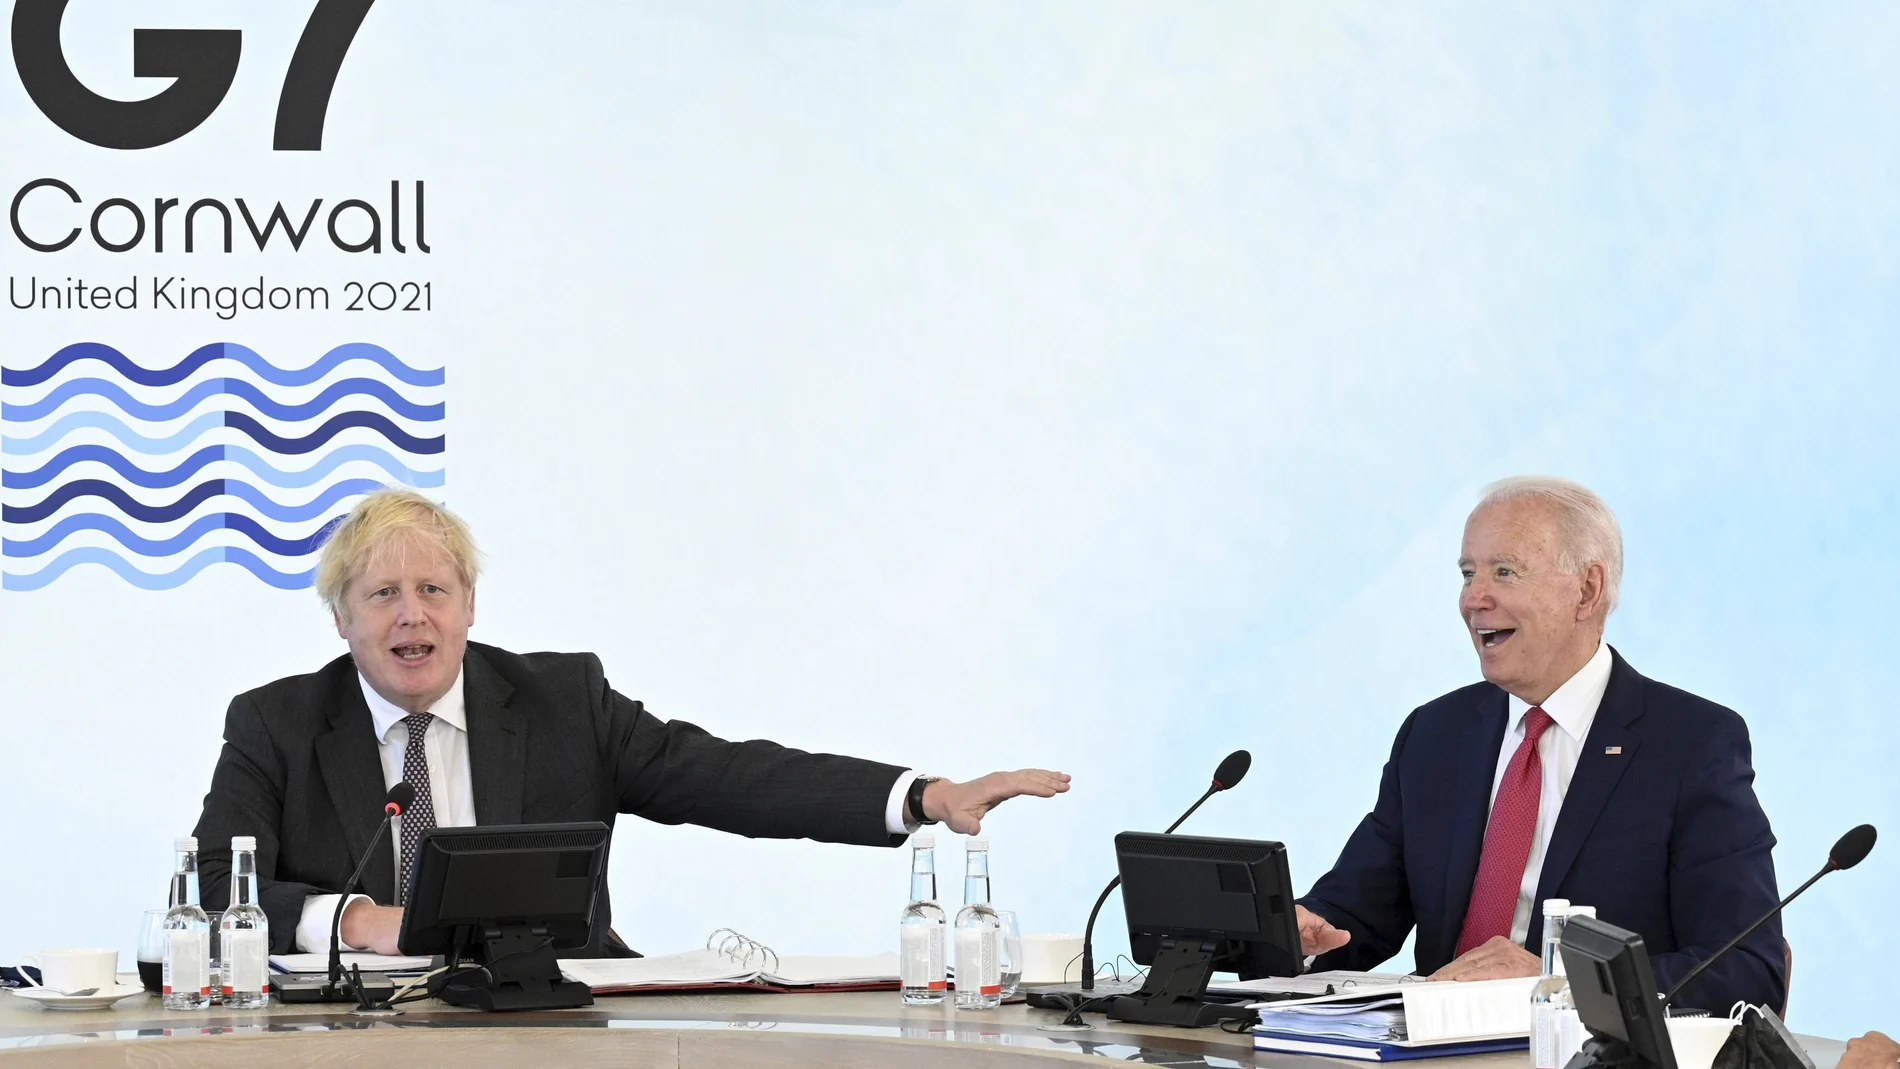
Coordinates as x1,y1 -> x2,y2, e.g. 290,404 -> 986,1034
10,0 -> 376,150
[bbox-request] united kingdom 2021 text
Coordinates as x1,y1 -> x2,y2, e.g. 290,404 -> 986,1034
5,277 -> 434,320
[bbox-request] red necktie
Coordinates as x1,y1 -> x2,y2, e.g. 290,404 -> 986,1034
1455,706 -> 1555,956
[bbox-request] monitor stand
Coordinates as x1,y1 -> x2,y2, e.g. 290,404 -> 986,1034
437,923 -> 594,1012
1564,1036 -> 1664,1069
1106,939 -> 1254,1028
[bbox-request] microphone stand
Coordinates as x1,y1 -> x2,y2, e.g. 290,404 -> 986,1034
277,807 -> 403,1004
1080,784 -> 1219,992
326,814 -> 399,991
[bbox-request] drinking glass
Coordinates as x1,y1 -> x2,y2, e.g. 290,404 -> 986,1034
995,910 -> 1023,997
136,909 -> 166,992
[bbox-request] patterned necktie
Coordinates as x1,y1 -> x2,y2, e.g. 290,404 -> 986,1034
398,712 -> 438,906
1455,706 -> 1555,956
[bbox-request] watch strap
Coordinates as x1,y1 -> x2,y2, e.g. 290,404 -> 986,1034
906,776 -> 940,826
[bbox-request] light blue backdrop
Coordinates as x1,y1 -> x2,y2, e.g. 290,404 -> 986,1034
1,0 -> 1893,1041
486,1 -> 1891,1034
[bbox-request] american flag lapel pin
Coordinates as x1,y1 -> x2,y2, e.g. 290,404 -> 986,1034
1604,746 -> 1623,755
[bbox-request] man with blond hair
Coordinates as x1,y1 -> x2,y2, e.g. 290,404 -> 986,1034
192,489 -> 1069,956
1291,477 -> 1785,1013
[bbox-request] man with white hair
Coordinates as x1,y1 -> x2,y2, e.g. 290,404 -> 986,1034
1292,476 -> 1785,1013
192,489 -> 1069,957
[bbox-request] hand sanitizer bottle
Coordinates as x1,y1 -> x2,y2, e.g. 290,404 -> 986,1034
898,833 -> 947,1004
953,839 -> 1003,1010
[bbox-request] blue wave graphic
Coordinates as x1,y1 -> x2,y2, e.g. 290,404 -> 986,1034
4,375 -> 442,423
2,545 -> 313,591
225,411 -> 442,455
5,512 -> 343,558
2,410 -> 442,456
4,411 -> 226,455
3,342 -> 444,389
3,342 -> 444,590
5,477 -> 389,525
6,443 -> 445,491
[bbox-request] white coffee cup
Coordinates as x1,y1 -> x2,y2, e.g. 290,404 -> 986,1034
1665,1016 -> 1739,1069
17,948 -> 119,995
1018,933 -> 1086,984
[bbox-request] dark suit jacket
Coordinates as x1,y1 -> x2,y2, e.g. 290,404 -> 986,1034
1299,648 -> 1784,1013
191,642 -> 909,954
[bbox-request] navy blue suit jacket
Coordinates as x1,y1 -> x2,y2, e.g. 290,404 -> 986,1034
1300,648 -> 1785,1013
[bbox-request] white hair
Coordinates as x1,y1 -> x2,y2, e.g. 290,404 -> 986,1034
1475,475 -> 1624,614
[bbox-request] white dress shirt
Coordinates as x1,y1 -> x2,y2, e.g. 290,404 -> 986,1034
1486,640 -> 1612,947
296,670 -> 925,952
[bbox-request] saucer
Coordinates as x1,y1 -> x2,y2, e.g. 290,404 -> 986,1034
8,983 -> 148,1010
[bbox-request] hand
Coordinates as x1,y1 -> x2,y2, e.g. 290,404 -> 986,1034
1428,936 -> 1540,981
1297,905 -> 1352,956
918,769 -> 1071,835
1840,1031 -> 1900,1069
339,900 -> 405,955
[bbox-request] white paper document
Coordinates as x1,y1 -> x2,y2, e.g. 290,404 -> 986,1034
1215,969 -> 1417,998
1251,975 -> 1538,1045
1254,999 -> 1409,1041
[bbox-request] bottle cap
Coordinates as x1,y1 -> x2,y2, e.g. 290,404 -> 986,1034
231,836 -> 257,851
967,837 -> 989,850
175,837 -> 198,852
912,832 -> 936,848
1568,905 -> 1597,918
1541,897 -> 1571,916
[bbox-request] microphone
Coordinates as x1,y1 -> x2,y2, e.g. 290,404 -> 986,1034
326,781 -> 417,984
1079,750 -> 1251,992
1662,823 -> 1876,1006
279,783 -> 415,1003
383,782 -> 415,818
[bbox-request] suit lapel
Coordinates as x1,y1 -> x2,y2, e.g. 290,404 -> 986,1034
1437,686 -> 1510,966
1531,647 -> 1644,930
464,646 -> 524,826
313,673 -> 398,902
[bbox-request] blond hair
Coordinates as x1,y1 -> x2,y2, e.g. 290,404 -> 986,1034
1475,475 -> 1624,614
315,488 -> 481,618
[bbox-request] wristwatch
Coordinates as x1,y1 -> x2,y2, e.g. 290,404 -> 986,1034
906,776 -> 941,826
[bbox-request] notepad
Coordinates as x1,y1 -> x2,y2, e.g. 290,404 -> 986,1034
268,952 -> 434,975
557,931 -> 899,995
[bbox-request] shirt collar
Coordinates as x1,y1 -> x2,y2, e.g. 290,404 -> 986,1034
1508,640 -> 1612,742
359,666 -> 468,742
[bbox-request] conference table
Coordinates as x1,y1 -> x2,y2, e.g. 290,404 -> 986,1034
0,981 -> 1852,1069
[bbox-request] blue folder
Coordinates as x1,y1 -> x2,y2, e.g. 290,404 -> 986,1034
1252,1030 -> 1529,1061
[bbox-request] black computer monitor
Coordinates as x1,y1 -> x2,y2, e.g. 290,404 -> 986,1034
1559,915 -> 1679,1069
397,821 -> 611,1011
1109,831 -> 1303,1027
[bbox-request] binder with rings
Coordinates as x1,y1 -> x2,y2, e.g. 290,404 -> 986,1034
557,928 -> 900,995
